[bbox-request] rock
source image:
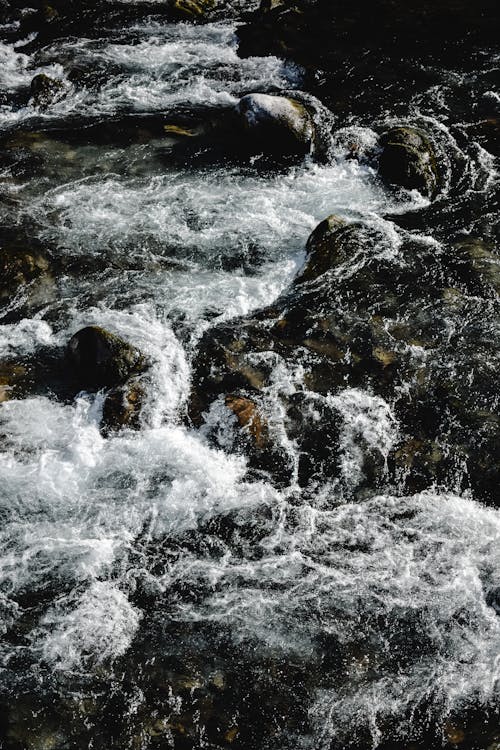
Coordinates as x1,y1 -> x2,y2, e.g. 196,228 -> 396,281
238,0 -> 498,66
453,238 -> 500,295
296,214 -> 347,282
101,379 -> 145,433
378,126 -> 439,197
236,93 -> 314,158
486,586 -> 500,615
225,394 -> 268,449
30,73 -> 64,109
189,216 -> 499,501
0,244 -> 54,305
0,363 -> 27,403
67,326 -> 146,390
170,0 -> 214,20
469,118 -> 500,157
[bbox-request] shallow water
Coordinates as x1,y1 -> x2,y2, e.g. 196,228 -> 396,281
0,6 -> 499,750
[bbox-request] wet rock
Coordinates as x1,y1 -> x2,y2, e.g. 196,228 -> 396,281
296,214 -> 348,282
236,93 -> 314,158
225,393 -> 268,449
190,213 -> 499,500
238,0 -> 498,66
30,73 -> 64,109
101,379 -> 145,433
486,586 -> 500,615
453,238 -> 500,295
378,126 -> 439,197
170,0 -> 213,20
67,326 -> 146,390
0,244 -> 54,306
0,362 -> 27,403
469,118 -> 500,157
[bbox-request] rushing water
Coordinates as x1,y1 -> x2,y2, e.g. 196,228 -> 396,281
0,5 -> 499,750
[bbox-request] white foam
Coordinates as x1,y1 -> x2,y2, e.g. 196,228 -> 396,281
0,23 -> 302,125
35,581 -> 142,671
173,491 -> 500,743
327,388 -> 398,486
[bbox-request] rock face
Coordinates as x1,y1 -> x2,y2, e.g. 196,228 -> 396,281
236,93 -> 315,158
67,326 -> 146,390
378,126 -> 439,196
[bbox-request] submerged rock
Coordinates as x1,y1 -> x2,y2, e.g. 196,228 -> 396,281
67,326 -> 146,390
30,73 -> 64,109
236,93 -> 315,158
0,244 -> 54,307
378,126 -> 439,197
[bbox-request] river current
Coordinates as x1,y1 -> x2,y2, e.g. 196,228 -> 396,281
0,4 -> 499,749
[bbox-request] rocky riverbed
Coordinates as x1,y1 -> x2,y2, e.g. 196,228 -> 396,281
0,1 -> 499,748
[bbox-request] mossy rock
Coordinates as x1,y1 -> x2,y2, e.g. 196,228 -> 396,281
67,326 -> 146,390
378,126 -> 439,197
170,0 -> 214,20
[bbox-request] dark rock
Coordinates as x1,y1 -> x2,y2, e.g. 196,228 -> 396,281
67,326 -> 146,390
238,0 -> 498,65
486,587 -> 500,615
296,214 -> 348,282
378,126 -> 439,197
30,73 -> 64,109
236,93 -> 314,158
190,215 -> 500,501
101,379 -> 145,433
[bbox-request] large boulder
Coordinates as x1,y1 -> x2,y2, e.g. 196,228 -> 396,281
67,326 -> 146,390
189,216 -> 500,502
378,126 -> 440,197
235,93 -> 315,158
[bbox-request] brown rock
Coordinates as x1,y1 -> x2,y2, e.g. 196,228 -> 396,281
225,394 -> 268,449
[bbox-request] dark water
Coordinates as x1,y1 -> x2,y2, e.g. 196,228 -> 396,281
0,2 -> 499,749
